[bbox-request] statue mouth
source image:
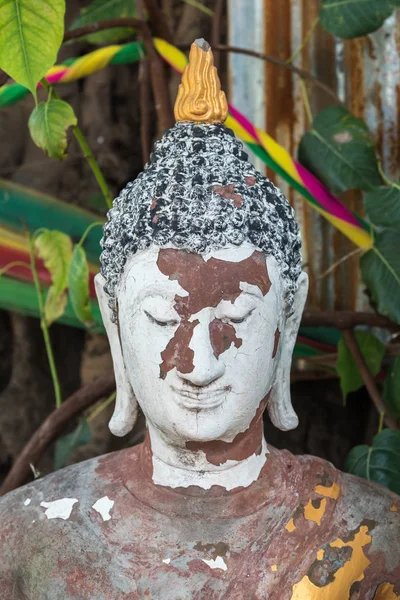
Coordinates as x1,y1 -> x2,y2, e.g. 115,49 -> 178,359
171,385 -> 230,410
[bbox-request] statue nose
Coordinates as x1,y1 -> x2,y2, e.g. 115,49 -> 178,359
177,322 -> 225,387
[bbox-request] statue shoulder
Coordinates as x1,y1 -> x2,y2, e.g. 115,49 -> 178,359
0,447 -> 141,569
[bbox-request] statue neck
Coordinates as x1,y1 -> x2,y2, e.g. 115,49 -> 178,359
143,419 -> 268,492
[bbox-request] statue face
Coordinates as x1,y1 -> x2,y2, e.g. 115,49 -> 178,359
116,243 -> 286,445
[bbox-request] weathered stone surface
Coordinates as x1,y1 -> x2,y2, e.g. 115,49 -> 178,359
0,442 -> 399,599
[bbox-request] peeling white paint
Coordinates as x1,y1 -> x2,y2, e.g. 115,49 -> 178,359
92,496 -> 114,521
162,558 -> 171,565
23,498 -> 31,506
98,244 -> 306,491
202,556 -> 228,571
40,498 -> 78,520
152,437 -> 269,491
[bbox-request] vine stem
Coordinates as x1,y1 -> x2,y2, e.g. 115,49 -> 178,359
87,391 -> 116,423
286,16 -> 320,65
300,80 -> 313,124
182,0 -> 214,16
378,160 -> 400,191
27,232 -> 62,409
318,246 -> 365,279
342,329 -> 398,430
40,79 -> 113,209
78,221 -> 104,248
72,126 -> 113,209
0,261 -> 31,277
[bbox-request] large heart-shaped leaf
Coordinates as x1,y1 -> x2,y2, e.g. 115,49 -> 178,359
361,230 -> 400,324
0,0 -> 65,100
28,99 -> 77,160
68,245 -> 94,327
55,419 -> 91,470
345,429 -> 400,494
364,185 -> 400,232
336,331 -> 385,403
383,357 -> 400,422
34,230 -> 73,325
298,106 -> 382,194
320,0 -> 400,39
70,0 -> 137,44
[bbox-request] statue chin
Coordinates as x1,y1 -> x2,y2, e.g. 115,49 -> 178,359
0,39 -> 399,600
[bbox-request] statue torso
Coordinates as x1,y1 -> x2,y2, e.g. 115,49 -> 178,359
0,444 -> 399,600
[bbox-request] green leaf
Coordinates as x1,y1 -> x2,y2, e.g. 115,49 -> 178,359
364,185 -> 400,232
28,99 -> 77,160
336,331 -> 385,402
361,230 -> 400,324
68,245 -> 94,327
0,0 -> 65,100
298,106 -> 382,194
34,230 -> 73,325
69,0 -> 137,44
55,419 -> 91,470
383,357 -> 400,422
345,429 -> 400,494
320,0 -> 400,39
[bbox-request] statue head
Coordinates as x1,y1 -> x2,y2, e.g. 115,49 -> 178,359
95,39 -> 308,453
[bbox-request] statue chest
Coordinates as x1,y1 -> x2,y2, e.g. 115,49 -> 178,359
7,497 -> 384,600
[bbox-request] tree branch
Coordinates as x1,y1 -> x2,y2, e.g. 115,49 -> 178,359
342,329 -> 399,430
211,0 -> 225,70
64,19 -> 174,132
143,0 -> 172,42
301,311 -> 400,331
0,371 -> 116,496
138,0 -> 152,164
214,44 -> 343,106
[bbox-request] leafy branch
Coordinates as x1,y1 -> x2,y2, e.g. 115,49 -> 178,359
27,232 -> 63,408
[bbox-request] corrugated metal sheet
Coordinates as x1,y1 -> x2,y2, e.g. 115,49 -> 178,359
228,1 -> 400,311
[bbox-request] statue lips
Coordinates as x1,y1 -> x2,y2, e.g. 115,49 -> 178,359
171,384 -> 231,410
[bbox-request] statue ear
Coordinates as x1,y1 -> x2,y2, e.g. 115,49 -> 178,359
95,274 -> 138,437
267,271 -> 308,431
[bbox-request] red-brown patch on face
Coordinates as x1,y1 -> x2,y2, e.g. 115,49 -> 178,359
157,249 -> 271,379
152,215 -> 159,224
150,198 -> 157,210
186,392 -> 270,464
209,319 -> 242,358
272,327 -> 280,358
160,319 -> 199,380
245,175 -> 256,186
211,183 -> 243,208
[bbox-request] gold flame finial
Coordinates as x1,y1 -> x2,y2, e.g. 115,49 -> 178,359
174,38 -> 228,124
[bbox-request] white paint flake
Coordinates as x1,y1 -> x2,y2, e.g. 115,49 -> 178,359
40,498 -> 78,520
202,556 -> 228,571
24,498 -> 31,506
162,558 -> 171,565
92,496 -> 114,521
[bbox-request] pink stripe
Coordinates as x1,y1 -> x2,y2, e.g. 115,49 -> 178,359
295,161 -> 361,227
228,103 -> 259,142
45,70 -> 68,84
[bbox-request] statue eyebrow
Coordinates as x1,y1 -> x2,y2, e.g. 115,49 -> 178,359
238,286 -> 264,300
136,283 -> 188,302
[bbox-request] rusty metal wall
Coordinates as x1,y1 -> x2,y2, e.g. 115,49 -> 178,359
228,1 -> 400,311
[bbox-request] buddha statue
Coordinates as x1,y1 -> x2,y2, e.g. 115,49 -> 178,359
0,39 -> 399,600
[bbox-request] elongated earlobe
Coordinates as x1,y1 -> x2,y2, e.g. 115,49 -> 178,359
95,274 -> 138,437
267,271 -> 308,431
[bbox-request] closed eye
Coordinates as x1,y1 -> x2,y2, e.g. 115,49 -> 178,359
144,310 -> 179,327
225,309 -> 255,325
